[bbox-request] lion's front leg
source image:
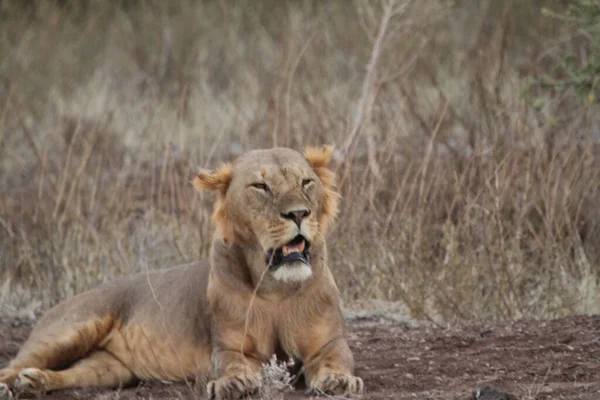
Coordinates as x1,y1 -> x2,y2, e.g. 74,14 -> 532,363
207,326 -> 266,400
303,337 -> 363,397
208,350 -> 262,400
288,307 -> 363,398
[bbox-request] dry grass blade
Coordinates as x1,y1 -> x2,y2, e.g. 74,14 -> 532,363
341,0 -> 410,179
0,0 -> 599,326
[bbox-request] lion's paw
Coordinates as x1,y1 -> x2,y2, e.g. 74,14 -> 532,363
0,368 -> 17,387
310,371 -> 364,397
206,373 -> 261,400
14,368 -> 48,393
0,383 -> 13,400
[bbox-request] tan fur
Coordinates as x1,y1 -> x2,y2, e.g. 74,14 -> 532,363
193,163 -> 234,241
0,146 -> 363,400
303,145 -> 340,235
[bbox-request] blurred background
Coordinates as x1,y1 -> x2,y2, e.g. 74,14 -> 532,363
1,0 -> 599,323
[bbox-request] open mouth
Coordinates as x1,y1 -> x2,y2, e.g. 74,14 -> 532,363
266,235 -> 311,270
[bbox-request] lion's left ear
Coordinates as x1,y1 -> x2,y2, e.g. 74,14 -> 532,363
192,163 -> 233,195
304,145 -> 340,234
192,163 -> 234,241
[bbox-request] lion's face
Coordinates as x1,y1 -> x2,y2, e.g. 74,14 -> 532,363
193,146 -> 339,283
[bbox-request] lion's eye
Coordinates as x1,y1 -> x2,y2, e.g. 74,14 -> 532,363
250,182 -> 270,193
302,179 -> 314,188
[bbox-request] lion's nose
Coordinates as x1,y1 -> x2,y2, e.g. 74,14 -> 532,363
281,209 -> 311,228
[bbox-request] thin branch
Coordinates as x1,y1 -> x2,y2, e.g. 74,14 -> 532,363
284,31 -> 318,147
342,0 -> 409,179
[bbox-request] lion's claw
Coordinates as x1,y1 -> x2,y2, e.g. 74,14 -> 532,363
310,372 -> 364,397
0,383 -> 13,400
207,373 -> 260,400
14,368 -> 47,393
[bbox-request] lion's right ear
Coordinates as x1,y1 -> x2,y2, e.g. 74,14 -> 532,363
192,163 -> 234,241
192,163 -> 233,195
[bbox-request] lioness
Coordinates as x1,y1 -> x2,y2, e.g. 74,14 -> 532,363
0,146 -> 363,399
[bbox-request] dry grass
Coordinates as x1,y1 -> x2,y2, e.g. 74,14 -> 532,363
0,0 -> 599,324
258,355 -> 295,400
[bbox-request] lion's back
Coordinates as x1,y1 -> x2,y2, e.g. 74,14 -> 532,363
28,260 -> 212,344
124,260 -> 212,341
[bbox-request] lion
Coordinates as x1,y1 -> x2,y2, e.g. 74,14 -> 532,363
0,145 -> 363,400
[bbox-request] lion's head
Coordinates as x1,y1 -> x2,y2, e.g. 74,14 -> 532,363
193,145 -> 339,284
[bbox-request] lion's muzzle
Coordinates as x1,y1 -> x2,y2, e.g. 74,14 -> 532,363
266,235 -> 311,270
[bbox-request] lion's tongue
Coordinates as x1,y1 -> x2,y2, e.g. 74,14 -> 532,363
282,240 -> 305,256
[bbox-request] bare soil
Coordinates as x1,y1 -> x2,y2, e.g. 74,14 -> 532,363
1,315 -> 599,399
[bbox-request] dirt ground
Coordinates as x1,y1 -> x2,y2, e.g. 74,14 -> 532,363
1,314 -> 599,399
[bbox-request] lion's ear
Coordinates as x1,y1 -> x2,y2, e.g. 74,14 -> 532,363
304,145 -> 334,169
192,163 -> 234,241
192,163 -> 233,195
303,145 -> 340,234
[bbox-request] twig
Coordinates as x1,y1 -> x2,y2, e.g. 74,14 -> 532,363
418,99 -> 448,203
241,254 -> 274,356
284,31 -> 318,147
342,0 -> 406,179
141,255 -> 194,392
0,216 -> 14,238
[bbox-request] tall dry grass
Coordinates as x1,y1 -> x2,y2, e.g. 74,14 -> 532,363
0,0 -> 598,323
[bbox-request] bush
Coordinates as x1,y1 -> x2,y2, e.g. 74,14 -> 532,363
533,0 -> 600,106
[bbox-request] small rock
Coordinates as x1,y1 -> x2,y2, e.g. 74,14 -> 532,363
472,385 -> 517,400
480,327 -> 494,337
